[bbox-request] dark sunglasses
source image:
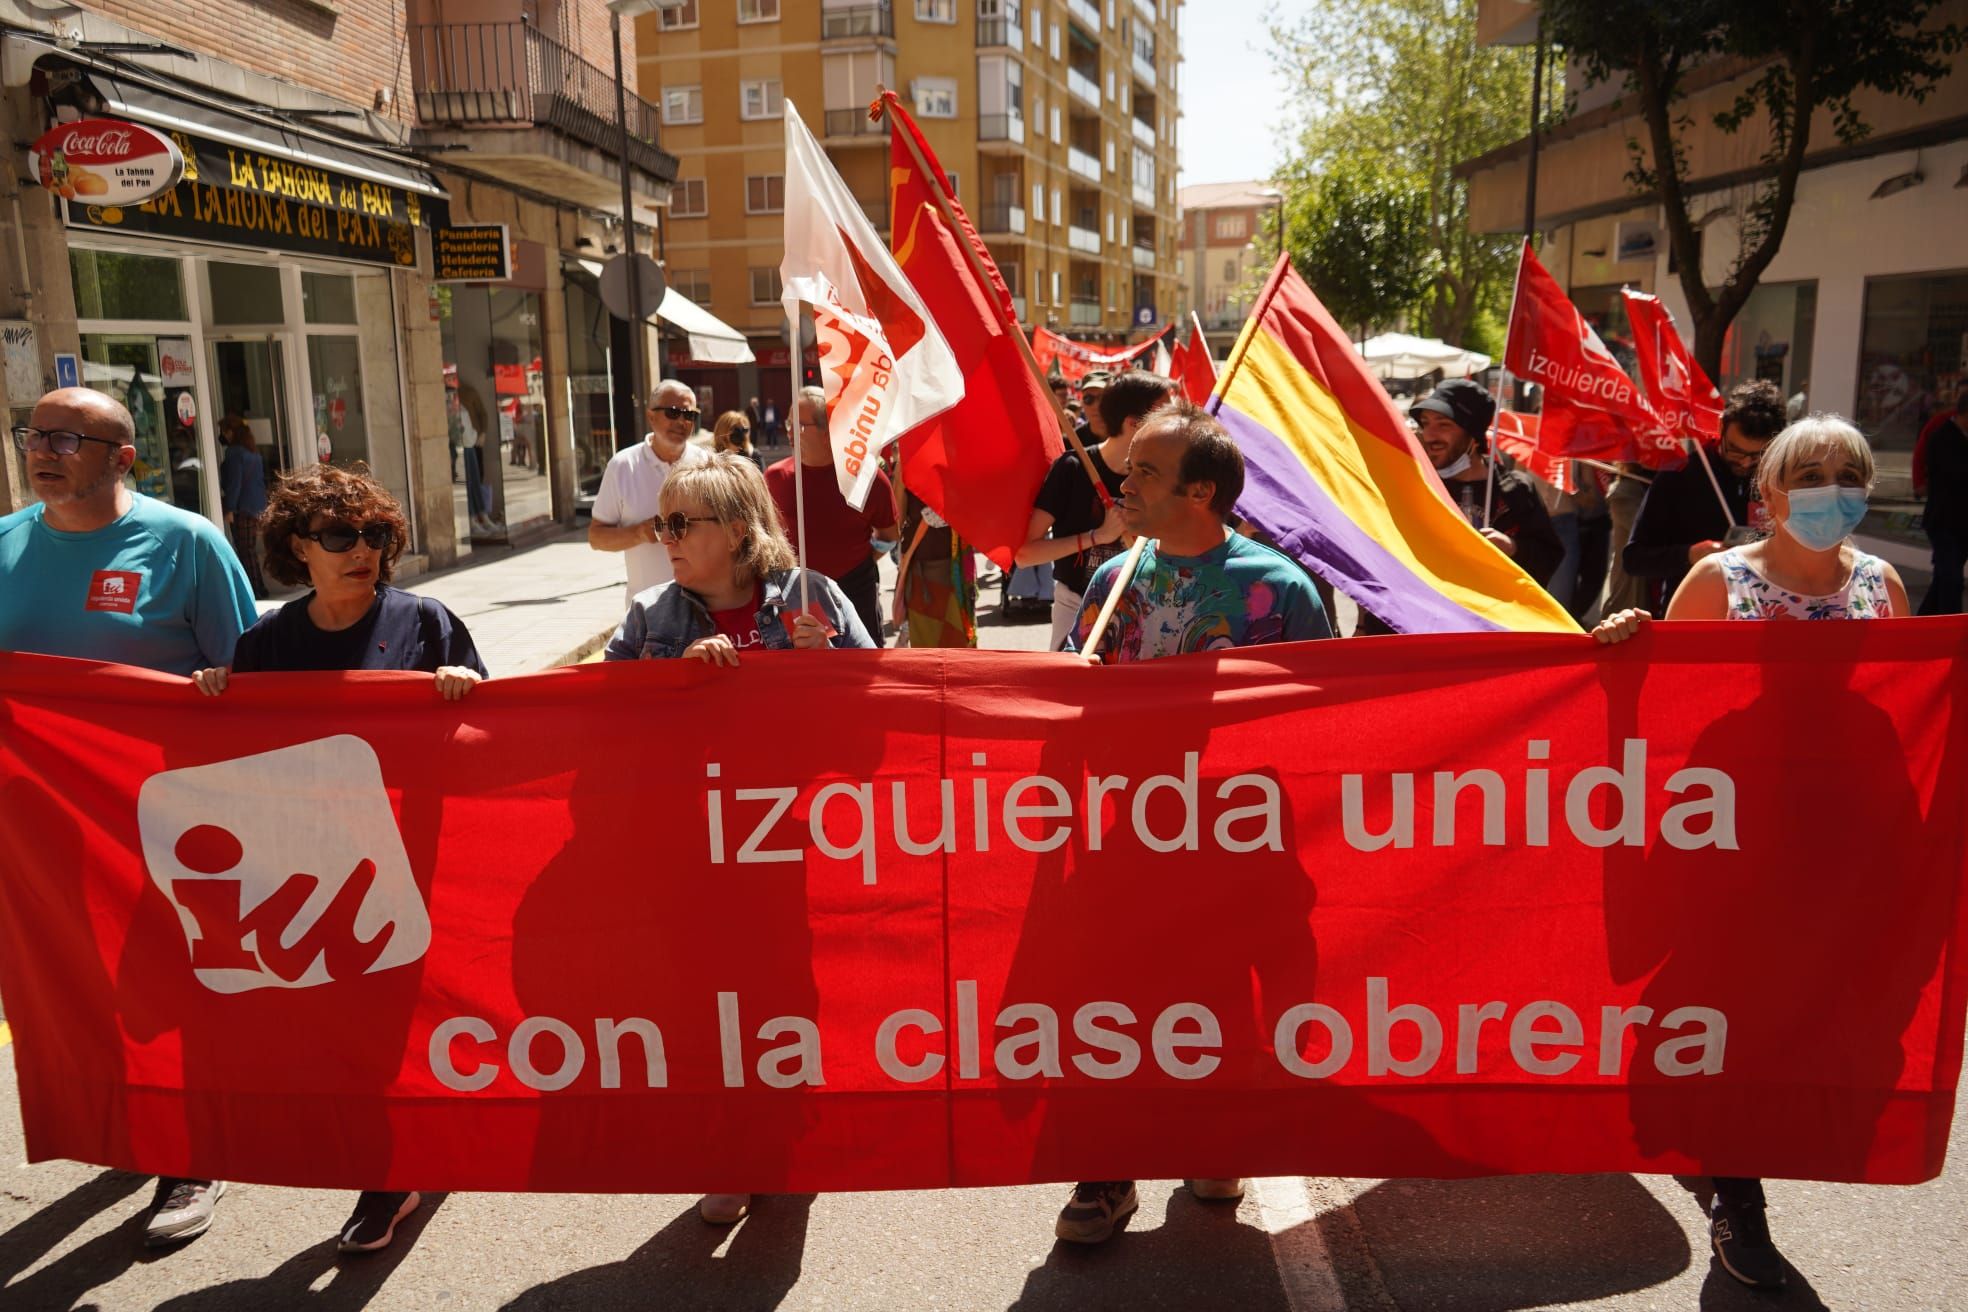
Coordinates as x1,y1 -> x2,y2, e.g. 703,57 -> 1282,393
729,424 -> 749,437
299,522 -> 392,552
11,425 -> 123,455
651,405 -> 701,424
655,512 -> 720,543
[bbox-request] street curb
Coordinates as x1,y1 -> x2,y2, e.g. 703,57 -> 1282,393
541,624 -> 617,671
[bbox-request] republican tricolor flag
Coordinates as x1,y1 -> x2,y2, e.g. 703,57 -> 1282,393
780,100 -> 963,508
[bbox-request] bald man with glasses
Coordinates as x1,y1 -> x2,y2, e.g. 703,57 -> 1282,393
588,379 -> 713,609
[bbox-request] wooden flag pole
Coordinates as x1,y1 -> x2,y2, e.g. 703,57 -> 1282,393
875,90 -> 1112,505
1080,534 -> 1148,661
1688,437 -> 1739,530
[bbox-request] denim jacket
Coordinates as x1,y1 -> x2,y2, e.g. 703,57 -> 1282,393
604,567 -> 876,660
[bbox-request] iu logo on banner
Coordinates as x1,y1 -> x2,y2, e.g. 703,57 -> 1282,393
136,736 -> 430,993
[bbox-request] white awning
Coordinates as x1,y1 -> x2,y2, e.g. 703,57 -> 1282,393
1355,333 -> 1491,380
657,287 -> 754,364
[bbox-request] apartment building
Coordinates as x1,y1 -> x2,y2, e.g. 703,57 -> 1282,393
1460,0 -> 1968,496
1176,180 -> 1280,338
641,0 -> 1183,419
0,0 -> 676,568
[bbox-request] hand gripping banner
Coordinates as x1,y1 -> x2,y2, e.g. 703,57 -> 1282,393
2,624 -> 1966,1194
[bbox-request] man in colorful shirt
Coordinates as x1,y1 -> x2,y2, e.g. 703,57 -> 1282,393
1053,400 -> 1330,1244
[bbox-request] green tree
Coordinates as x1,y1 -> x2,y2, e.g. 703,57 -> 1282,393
1285,159 -> 1437,341
1543,0 -> 1963,378
1267,0 -> 1545,346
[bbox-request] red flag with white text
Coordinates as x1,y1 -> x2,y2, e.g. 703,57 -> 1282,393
1623,289 -> 1724,444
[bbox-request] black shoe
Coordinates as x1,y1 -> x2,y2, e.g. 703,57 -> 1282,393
338,1190 -> 421,1253
1710,1197 -> 1788,1288
1054,1180 -> 1138,1243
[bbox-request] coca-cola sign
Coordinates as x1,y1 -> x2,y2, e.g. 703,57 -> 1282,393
29,117 -> 184,207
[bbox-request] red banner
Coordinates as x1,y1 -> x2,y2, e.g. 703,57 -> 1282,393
3,629 -> 1967,1193
1031,326 -> 1161,385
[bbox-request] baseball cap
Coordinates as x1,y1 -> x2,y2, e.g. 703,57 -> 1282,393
1411,378 -> 1496,442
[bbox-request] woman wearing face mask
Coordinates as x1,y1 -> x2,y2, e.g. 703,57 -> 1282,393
1588,413 -> 1905,1291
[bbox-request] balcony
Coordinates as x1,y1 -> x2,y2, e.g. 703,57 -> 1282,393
1067,147 -> 1101,184
1070,297 -> 1101,327
1135,0 -> 1154,17
1066,67 -> 1101,110
1131,115 -> 1154,148
1133,181 -> 1155,207
1133,51 -> 1156,85
1068,225 -> 1101,255
979,203 -> 1027,235
822,3 -> 894,39
1067,0 -> 1101,33
977,8 -> 1023,49
410,21 -> 677,212
977,113 -> 1026,148
1132,243 -> 1154,268
824,107 -> 885,141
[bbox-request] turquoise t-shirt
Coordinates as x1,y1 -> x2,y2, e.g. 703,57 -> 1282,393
1067,531 -> 1333,662
0,494 -> 257,675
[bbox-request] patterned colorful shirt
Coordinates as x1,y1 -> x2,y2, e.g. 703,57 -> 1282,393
1719,546 -> 1893,621
1066,532 -> 1332,662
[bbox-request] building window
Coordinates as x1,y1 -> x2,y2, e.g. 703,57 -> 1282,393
1032,181 -> 1045,220
750,267 -> 783,304
746,174 -> 786,213
662,86 -> 702,125
915,0 -> 956,21
1031,6 -> 1043,45
671,268 -> 712,306
659,0 -> 699,28
912,76 -> 958,118
741,79 -> 784,120
1222,258 -> 1237,282
1051,270 -> 1062,304
672,179 -> 708,217
1050,106 -> 1061,143
1859,271 -> 1964,454
1050,187 -> 1061,226
737,0 -> 779,22
1213,212 -> 1247,240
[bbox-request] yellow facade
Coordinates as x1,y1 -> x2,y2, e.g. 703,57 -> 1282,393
638,0 -> 1184,373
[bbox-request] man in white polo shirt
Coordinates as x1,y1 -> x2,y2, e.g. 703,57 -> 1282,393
588,379 -> 713,607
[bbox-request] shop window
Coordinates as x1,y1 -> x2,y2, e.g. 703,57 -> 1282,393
663,86 -> 703,125
1719,280 -> 1817,404
68,248 -> 185,321
302,271 -> 358,325
750,268 -> 783,304
746,174 -> 785,214
80,332 -> 206,517
671,268 -> 712,305
741,80 -> 784,121
208,262 -> 285,325
738,0 -> 779,22
440,285 -> 550,549
1859,270 -> 1968,452
673,179 -> 708,217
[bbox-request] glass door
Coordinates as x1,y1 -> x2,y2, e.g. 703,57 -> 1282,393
208,337 -> 295,495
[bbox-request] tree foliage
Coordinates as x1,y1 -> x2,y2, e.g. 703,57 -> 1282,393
1544,0 -> 1964,376
1285,158 -> 1437,339
1266,0 -> 1543,348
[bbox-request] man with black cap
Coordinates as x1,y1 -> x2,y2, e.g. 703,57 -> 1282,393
1412,377 -> 1563,586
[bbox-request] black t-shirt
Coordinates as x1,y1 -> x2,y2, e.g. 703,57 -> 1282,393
232,585 -> 488,676
1032,443 -> 1127,595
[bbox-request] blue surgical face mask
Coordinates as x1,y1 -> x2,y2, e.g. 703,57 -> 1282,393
1780,485 -> 1868,551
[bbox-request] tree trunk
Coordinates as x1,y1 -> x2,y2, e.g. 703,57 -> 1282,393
1693,310 -> 1727,387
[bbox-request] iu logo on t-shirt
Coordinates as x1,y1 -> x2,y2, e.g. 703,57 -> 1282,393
86,569 -> 142,614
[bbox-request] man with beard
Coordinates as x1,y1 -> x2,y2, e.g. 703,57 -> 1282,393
0,386 -> 254,1244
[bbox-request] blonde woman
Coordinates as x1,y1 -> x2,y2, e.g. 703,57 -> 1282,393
711,410 -> 762,469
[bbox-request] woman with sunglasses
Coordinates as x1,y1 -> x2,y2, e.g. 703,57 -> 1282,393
606,452 -> 873,667
711,410 -> 761,469
189,463 -> 481,1253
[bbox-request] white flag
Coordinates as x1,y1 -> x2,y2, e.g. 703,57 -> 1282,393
779,99 -> 963,508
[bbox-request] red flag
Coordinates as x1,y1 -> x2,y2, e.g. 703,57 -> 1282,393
1172,314 -> 1217,405
882,94 -> 1062,570
1622,290 -> 1724,443
1488,410 -> 1575,494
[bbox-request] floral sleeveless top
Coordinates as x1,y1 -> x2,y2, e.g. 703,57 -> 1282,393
1718,546 -> 1893,621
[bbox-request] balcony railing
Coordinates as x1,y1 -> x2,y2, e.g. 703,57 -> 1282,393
822,3 -> 894,39
977,113 -> 1025,145
1131,243 -> 1154,268
979,203 -> 1027,235
977,9 -> 1023,48
1133,52 -> 1156,85
1066,67 -> 1101,109
1067,0 -> 1101,32
1133,181 -> 1155,207
1067,147 -> 1101,183
1068,225 -> 1101,255
824,107 -> 885,138
409,21 -> 675,179
1131,115 -> 1154,148
1069,297 -> 1101,327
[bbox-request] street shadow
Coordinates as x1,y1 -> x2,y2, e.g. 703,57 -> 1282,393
0,1165 -> 148,1286
146,1191 -> 444,1312
501,1193 -> 816,1312
1008,1188 -> 1282,1311
0,1170 -> 152,1310
1668,1178 -> 1832,1311
1333,1173 -> 1689,1310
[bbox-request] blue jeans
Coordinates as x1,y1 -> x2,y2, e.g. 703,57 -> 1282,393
463,446 -> 489,518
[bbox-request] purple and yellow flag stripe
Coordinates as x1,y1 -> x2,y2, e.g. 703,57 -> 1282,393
1212,259 -> 1580,634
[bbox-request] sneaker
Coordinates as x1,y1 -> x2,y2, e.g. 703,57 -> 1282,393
1054,1180 -> 1138,1244
1188,1178 -> 1246,1201
337,1190 -> 422,1254
144,1178 -> 226,1247
698,1193 -> 751,1225
1710,1197 -> 1788,1289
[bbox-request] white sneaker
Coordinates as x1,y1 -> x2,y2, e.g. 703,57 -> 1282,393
1188,1178 -> 1246,1201
698,1193 -> 751,1224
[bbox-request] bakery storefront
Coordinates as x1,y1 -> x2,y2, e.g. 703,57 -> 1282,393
41,57 -> 443,546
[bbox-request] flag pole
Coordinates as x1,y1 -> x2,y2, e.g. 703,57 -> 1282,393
1080,534 -> 1148,661
785,304 -> 813,615
1483,241 -> 1531,529
1689,437 -> 1738,529
874,91 -> 1113,506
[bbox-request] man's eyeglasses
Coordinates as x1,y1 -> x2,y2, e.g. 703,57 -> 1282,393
651,405 -> 701,424
11,426 -> 123,456
655,512 -> 720,543
299,523 -> 392,553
